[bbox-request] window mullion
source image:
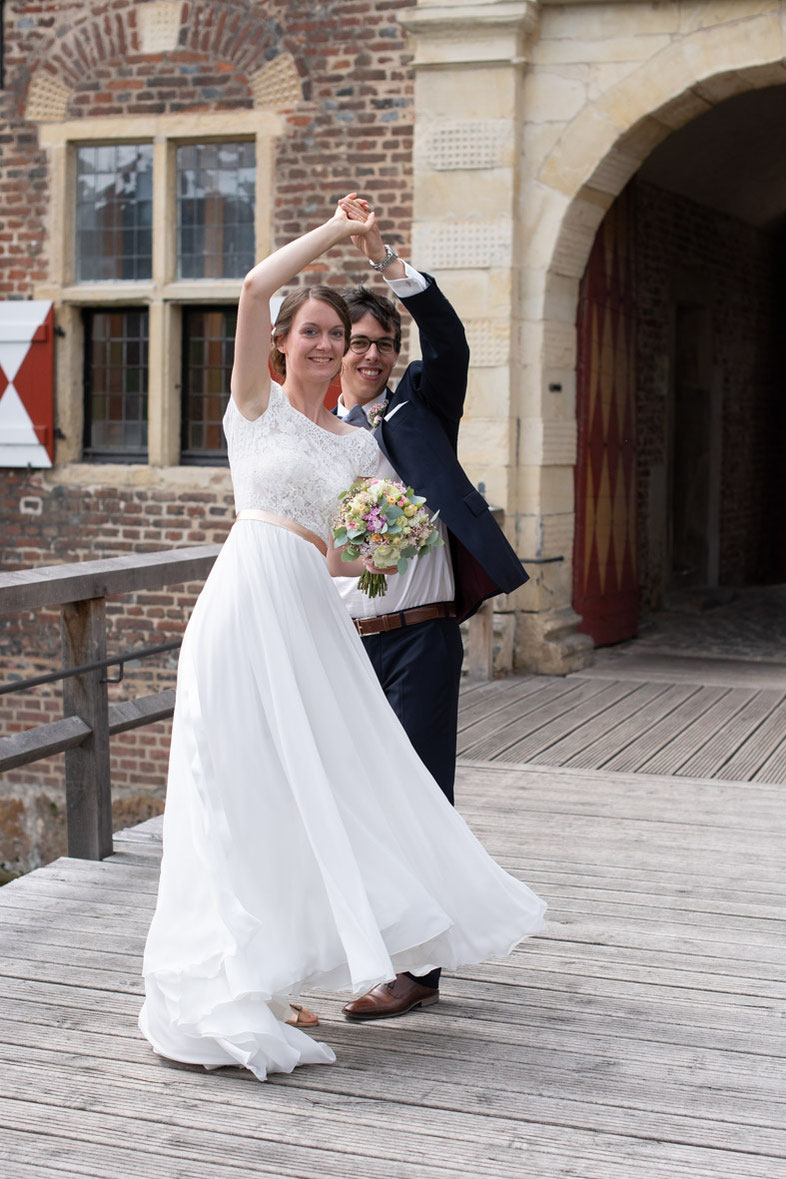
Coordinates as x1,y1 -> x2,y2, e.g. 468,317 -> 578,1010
148,138 -> 178,465
152,136 -> 170,286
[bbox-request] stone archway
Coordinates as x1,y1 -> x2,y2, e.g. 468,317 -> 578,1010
517,28 -> 786,671
401,0 -> 786,673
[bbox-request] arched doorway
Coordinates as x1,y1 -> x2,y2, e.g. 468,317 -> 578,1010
572,85 -> 786,646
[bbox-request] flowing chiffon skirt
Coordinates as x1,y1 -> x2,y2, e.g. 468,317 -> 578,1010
139,520 -> 546,1080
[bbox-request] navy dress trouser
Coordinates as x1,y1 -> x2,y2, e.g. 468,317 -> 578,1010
361,614 -> 464,990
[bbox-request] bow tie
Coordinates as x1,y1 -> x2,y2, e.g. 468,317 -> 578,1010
344,403 -> 371,430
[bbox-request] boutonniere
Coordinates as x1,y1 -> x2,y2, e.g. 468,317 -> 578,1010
366,401 -> 388,431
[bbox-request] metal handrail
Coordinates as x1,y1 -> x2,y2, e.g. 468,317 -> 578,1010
0,639 -> 182,695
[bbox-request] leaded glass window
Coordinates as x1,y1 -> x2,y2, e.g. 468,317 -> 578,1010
75,144 -> 153,282
181,307 -> 236,463
177,143 -> 255,279
83,309 -> 149,459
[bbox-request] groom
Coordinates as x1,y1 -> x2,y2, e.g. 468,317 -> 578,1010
333,205 -> 529,1020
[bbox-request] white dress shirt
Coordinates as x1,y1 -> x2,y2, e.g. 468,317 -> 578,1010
333,264 -> 455,620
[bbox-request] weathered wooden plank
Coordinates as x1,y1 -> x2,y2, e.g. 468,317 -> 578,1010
59,597 -> 112,860
2,1038 -> 785,1171
757,732 -> 786,783
718,699 -> 786,781
456,676 -> 582,754
0,1094 -> 772,1179
107,689 -> 176,735
561,683 -> 701,768
601,686 -> 727,772
2,1004 -> 785,1153
457,675 -> 543,729
6,908 -> 786,985
466,597 -> 493,679
525,680 -> 672,765
495,679 -> 639,763
674,689 -> 785,779
3,931 -> 784,1004
637,686 -> 757,776
0,715 -> 90,772
0,545 -> 221,615
461,678 -> 613,760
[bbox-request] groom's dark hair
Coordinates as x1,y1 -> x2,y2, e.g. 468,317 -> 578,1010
342,286 -> 402,352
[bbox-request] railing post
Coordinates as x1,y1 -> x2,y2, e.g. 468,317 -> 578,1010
468,599 -> 495,680
60,597 -> 112,859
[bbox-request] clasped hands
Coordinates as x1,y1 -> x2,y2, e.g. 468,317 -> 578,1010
332,193 -> 388,265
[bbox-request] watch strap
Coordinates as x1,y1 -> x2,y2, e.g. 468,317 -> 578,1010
370,244 -> 399,273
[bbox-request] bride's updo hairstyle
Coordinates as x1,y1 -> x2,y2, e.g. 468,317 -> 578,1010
270,286 -> 352,379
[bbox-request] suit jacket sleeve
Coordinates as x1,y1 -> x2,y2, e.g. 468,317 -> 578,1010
396,274 -> 470,431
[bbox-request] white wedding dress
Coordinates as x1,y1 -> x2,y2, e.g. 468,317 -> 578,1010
139,383 -> 546,1081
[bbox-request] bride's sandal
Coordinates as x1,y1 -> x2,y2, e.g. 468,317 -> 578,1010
286,1003 -> 319,1028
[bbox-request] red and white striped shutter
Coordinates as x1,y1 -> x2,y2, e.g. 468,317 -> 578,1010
0,301 -> 55,468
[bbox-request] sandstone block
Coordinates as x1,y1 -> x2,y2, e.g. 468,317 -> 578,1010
682,14 -> 783,81
466,366 -> 511,420
532,34 -> 672,67
679,0 -> 779,36
514,605 -> 594,675
521,184 -> 572,273
523,68 -> 589,124
457,418 -> 512,466
415,67 -> 517,119
442,269 -> 512,319
594,43 -> 694,132
538,110 -> 621,198
541,3 -> 679,40
415,169 -> 514,220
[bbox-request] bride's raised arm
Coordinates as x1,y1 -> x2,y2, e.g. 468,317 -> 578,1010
230,196 -> 376,419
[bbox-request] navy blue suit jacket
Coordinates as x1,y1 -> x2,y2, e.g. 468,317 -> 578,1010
359,275 -> 528,622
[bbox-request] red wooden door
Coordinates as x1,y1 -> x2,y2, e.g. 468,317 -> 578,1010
572,191 -> 638,646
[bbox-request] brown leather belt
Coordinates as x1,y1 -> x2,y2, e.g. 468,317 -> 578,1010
353,602 -> 456,637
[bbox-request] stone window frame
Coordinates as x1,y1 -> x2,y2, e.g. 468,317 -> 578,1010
35,111 -> 278,477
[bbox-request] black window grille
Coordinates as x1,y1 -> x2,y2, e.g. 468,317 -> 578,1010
83,308 -> 149,460
177,142 -> 255,280
76,144 -> 153,282
180,306 -> 237,464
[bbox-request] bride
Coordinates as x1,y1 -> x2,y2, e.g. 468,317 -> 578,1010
138,195 -> 546,1081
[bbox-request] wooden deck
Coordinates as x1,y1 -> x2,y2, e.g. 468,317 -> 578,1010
458,654 -> 786,784
1,758 -> 784,1178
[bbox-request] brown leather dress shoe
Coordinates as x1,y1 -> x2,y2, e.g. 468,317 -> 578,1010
342,973 -> 439,1021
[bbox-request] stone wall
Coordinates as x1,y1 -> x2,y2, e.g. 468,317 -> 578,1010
1,0 -> 416,299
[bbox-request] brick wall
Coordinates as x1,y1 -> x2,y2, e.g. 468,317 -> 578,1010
634,178 -> 782,612
0,0 -> 415,875
0,0 -> 415,299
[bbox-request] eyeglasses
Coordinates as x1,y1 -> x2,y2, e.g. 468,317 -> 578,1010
348,335 -> 398,356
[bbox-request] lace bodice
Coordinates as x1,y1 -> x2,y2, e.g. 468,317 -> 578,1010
223,383 -> 380,541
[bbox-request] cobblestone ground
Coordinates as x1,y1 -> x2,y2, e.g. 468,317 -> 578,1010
623,583 -> 786,664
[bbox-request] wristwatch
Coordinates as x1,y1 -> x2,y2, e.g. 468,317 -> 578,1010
369,244 -> 399,273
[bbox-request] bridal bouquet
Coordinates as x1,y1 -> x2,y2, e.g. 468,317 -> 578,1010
331,477 -> 443,598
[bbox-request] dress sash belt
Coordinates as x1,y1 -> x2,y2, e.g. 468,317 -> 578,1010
235,508 -> 328,557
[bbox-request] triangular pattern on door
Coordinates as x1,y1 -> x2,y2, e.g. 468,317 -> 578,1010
573,191 -> 638,646
0,301 -> 54,468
